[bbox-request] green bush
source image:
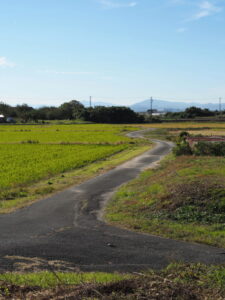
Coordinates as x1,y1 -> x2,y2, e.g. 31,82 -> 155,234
173,141 -> 192,156
193,142 -> 225,156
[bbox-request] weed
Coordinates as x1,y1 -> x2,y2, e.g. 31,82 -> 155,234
106,155 -> 225,247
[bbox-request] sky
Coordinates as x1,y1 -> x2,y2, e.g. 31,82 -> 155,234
0,0 -> 225,107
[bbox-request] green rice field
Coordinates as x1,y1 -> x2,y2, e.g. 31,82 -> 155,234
0,124 -> 137,144
0,124 -> 145,210
0,143 -> 128,190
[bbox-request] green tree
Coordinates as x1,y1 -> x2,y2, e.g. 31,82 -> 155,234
58,100 -> 85,120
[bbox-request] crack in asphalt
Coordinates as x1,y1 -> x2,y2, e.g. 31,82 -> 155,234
0,129 -> 225,272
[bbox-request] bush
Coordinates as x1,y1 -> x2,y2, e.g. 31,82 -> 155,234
179,131 -> 190,139
193,142 -> 225,156
173,141 -> 192,156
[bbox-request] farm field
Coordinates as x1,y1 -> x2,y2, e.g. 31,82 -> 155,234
142,122 -> 225,129
177,128 -> 225,136
0,123 -> 150,212
142,122 -> 225,141
0,124 -> 137,144
0,144 -> 128,190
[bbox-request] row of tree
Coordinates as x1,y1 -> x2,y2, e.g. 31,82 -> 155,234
0,100 -> 144,123
1,101 -> 223,123
164,106 -> 220,119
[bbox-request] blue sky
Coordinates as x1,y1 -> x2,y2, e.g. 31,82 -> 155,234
0,0 -> 225,106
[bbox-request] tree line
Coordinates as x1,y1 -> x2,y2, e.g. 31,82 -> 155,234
0,100 -> 144,123
164,106 -> 221,119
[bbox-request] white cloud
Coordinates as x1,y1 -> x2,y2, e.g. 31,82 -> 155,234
0,57 -> 15,67
177,27 -> 187,33
97,0 -> 137,9
191,1 -> 222,20
169,0 -> 223,22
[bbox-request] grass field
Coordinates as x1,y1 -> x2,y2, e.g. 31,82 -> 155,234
0,144 -> 128,190
1,263 -> 224,299
106,123 -> 225,248
0,271 -> 129,288
0,123 -> 153,212
0,124 -> 137,144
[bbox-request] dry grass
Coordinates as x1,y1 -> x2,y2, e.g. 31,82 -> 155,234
1,263 -> 225,299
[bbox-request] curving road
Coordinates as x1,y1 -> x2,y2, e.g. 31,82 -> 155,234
0,130 -> 225,272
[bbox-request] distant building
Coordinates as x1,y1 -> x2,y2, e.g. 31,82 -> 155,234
0,114 -> 5,123
187,136 -> 225,147
6,117 -> 15,123
146,109 -> 166,116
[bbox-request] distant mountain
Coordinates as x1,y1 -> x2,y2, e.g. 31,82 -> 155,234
81,100 -> 115,107
130,99 -> 224,112
34,99 -> 224,112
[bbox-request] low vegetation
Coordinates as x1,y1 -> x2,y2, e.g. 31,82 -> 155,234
0,271 -> 128,289
0,263 -> 224,299
106,154 -> 225,247
173,131 -> 225,156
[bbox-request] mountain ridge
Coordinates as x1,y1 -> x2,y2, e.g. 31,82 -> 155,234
130,99 -> 224,112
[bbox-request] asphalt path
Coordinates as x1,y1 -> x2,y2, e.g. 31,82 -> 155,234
0,130 -> 225,272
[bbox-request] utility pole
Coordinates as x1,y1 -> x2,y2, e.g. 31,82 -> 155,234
219,97 -> 222,115
149,97 -> 153,119
90,96 -> 92,108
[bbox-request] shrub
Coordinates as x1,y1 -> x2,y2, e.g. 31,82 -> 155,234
193,142 -> 225,156
173,141 -> 192,156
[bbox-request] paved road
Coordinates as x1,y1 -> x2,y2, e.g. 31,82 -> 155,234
0,130 -> 225,272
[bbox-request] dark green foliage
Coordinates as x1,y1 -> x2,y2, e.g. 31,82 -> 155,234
173,131 -> 192,155
179,131 -> 190,139
155,181 -> 225,224
0,100 -> 143,123
0,102 -> 17,117
165,106 -> 216,119
169,205 -> 225,224
173,141 -> 192,156
58,100 -> 85,120
193,141 -> 225,156
85,106 -> 144,124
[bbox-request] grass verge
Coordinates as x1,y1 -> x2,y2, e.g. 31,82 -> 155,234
0,271 -> 129,288
105,154 -> 225,248
0,143 -> 151,214
0,263 -> 225,299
